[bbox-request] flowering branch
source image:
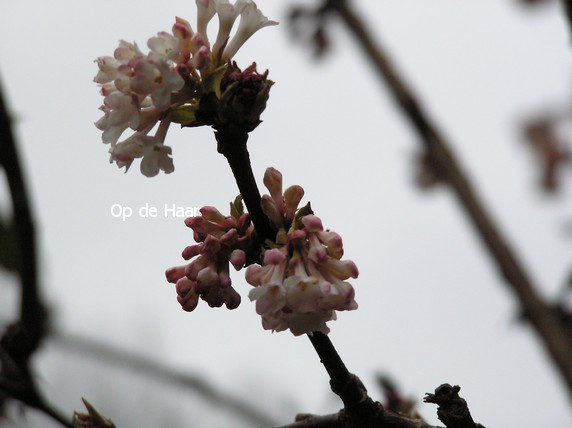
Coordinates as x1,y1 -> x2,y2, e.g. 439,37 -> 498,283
93,1 -> 485,426
294,0 -> 572,397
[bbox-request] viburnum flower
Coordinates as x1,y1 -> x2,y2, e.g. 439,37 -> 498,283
165,198 -> 254,311
166,168 -> 358,336
246,168 -> 359,336
94,0 -> 277,176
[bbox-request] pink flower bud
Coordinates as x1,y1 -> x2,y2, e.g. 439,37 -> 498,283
229,249 -> 246,270
220,228 -> 239,245
284,185 -> 304,223
263,248 -> 286,265
200,206 -> 226,224
225,288 -> 241,310
263,167 -> 283,206
182,244 -> 202,260
260,195 -> 283,228
197,266 -> 219,287
245,265 -> 263,286
238,212 -> 251,233
301,215 -> 323,232
327,259 -> 359,280
191,45 -> 211,70
203,235 -> 222,255
317,230 -> 344,259
176,278 -> 199,312
165,265 -> 186,283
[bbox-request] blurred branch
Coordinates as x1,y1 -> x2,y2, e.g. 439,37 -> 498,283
521,115 -> 571,192
0,80 -> 67,426
563,0 -> 572,33
289,0 -> 572,398
51,331 -> 276,426
376,375 -> 416,415
0,80 -> 46,336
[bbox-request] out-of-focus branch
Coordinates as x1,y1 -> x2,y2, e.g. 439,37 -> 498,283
296,0 -> 572,398
562,0 -> 572,33
0,80 -> 67,426
0,81 -> 46,339
51,331 -> 276,427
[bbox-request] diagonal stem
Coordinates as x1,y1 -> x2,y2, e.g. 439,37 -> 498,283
215,130 -> 275,245
215,128 -> 382,424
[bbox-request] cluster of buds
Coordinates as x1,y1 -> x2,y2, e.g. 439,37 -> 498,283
165,168 -> 359,336
246,168 -> 358,335
165,198 -> 253,311
94,0 -> 277,176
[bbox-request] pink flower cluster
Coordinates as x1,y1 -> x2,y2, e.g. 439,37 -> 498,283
94,0 -> 277,177
165,168 -> 359,336
165,205 -> 253,311
246,168 -> 359,336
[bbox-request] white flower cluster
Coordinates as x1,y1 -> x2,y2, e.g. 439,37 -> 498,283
94,0 -> 277,177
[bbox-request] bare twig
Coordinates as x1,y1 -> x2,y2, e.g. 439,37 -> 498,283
275,383 -> 483,428
0,80 -> 67,426
51,331 -> 276,426
0,81 -> 46,338
215,130 -> 275,246
315,0 -> 572,397
562,0 -> 572,33
307,332 -> 382,425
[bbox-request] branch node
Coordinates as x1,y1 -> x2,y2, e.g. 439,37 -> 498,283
424,384 -> 483,428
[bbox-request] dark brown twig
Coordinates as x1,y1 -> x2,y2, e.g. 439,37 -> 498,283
215,130 -> 275,245
275,383 -> 483,428
307,332 -> 382,424
318,0 -> 572,398
0,81 -> 46,351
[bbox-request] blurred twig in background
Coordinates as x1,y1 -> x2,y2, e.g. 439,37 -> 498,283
289,0 -> 572,399
522,115 -> 571,192
0,80 -> 70,426
51,331 -> 276,426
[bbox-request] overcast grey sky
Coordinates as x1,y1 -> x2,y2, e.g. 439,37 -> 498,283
1,0 -> 571,426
